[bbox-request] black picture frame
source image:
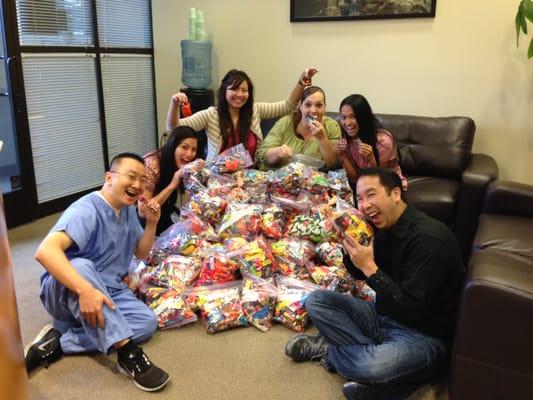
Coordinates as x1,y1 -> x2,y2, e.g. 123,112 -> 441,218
290,0 -> 437,22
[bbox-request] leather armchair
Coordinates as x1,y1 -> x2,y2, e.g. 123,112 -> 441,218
450,180 -> 533,399
375,114 -> 498,261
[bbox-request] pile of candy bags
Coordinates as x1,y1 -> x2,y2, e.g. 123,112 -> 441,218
128,143 -> 376,334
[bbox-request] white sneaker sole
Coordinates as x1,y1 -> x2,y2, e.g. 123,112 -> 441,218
117,363 -> 171,392
24,324 -> 55,357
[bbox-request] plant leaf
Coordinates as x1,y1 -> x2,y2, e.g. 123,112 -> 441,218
528,38 -> 533,59
516,7 -> 523,45
524,0 -> 533,22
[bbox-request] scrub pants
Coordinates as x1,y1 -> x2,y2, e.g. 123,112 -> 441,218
40,258 -> 157,355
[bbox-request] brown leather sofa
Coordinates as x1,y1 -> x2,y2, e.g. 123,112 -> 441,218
261,113 -> 499,260
450,180 -> 533,399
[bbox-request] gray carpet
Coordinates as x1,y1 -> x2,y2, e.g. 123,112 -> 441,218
10,214 -> 448,400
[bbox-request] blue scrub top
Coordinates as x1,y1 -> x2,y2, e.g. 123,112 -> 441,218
42,191 -> 144,289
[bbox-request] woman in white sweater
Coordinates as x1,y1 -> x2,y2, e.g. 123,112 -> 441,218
166,68 -> 317,161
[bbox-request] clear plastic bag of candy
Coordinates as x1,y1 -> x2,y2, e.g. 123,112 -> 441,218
217,203 -> 262,239
182,189 -> 227,226
146,254 -> 202,290
206,172 -> 237,197
328,169 -> 353,204
208,143 -> 253,174
354,280 -> 376,302
145,219 -> 203,266
270,189 -> 314,213
334,199 -> 373,246
271,238 -> 315,279
181,159 -> 210,193
240,272 -> 277,332
267,161 -> 311,196
286,214 -> 330,244
127,258 -> 151,292
305,170 -> 330,194
180,210 -> 219,242
186,281 -> 249,334
195,249 -> 241,286
233,237 -> 278,278
148,289 -> 198,329
273,275 -> 321,332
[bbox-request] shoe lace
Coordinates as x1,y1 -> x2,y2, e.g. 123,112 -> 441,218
128,348 -> 152,375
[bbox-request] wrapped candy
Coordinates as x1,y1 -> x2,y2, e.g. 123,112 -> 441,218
273,275 -> 321,332
224,236 -> 249,252
148,289 -> 197,329
271,238 -> 314,279
355,280 -> 376,302
217,203 -> 262,239
305,264 -> 356,293
315,241 -> 344,268
234,237 -> 278,278
305,170 -> 331,195
240,272 -> 277,332
286,214 -> 330,244
260,204 -> 285,239
208,143 -> 253,174
206,173 -> 237,197
186,281 -> 249,334
195,251 -> 240,286
127,258 -> 151,291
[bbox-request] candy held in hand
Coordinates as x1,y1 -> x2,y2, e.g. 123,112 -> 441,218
334,210 -> 373,246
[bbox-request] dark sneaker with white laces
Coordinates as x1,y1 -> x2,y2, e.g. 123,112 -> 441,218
285,334 -> 328,362
24,324 -> 63,374
117,347 -> 170,392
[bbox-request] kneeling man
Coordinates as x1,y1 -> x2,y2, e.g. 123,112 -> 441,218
25,153 -> 170,392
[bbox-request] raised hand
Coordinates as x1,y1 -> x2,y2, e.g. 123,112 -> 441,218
170,92 -> 189,106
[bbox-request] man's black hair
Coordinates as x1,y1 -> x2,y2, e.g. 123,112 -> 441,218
357,167 -> 408,202
109,152 -> 145,170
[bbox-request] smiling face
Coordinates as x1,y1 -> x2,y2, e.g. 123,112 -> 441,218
225,80 -> 249,110
340,104 -> 359,137
104,157 -> 147,210
355,175 -> 404,230
174,137 -> 198,168
299,91 -> 326,124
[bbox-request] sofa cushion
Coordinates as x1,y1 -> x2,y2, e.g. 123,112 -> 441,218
473,214 -> 533,259
376,114 -> 474,180
406,176 -> 459,226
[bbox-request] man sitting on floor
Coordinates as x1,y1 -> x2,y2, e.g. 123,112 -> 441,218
285,167 -> 465,400
25,152 -> 170,392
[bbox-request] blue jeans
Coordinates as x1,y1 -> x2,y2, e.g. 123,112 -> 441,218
306,290 -> 446,388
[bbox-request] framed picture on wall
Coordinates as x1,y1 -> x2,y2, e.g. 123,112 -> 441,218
290,0 -> 437,22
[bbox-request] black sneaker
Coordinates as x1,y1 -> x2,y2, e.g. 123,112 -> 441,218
285,334 -> 328,362
117,347 -> 170,392
24,324 -> 63,374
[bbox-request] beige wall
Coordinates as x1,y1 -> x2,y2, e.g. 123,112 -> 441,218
152,0 -> 533,185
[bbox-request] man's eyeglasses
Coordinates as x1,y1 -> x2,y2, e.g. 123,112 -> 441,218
109,171 -> 147,186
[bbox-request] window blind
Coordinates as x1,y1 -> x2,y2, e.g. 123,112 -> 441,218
96,0 -> 152,48
22,53 -> 104,203
16,0 -> 93,47
101,54 -> 156,160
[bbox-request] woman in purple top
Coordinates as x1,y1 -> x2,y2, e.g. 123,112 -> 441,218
336,94 -> 407,192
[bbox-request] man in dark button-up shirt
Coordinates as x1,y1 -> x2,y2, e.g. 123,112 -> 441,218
285,167 -> 464,400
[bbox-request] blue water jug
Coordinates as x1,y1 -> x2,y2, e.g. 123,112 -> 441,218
180,40 -> 212,89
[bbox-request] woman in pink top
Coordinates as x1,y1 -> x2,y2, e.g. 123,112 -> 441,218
336,94 -> 408,192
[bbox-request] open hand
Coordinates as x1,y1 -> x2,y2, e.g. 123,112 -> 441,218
299,67 -> 319,87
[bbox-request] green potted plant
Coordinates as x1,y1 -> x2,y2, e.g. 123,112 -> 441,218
516,0 -> 533,58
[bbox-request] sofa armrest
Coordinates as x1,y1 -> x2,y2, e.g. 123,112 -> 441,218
454,153 -> 498,261
484,180 -> 533,218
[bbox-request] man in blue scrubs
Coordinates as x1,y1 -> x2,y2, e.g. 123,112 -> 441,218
25,152 -> 170,392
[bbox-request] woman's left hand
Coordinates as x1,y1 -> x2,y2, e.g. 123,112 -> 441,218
299,67 -> 319,87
